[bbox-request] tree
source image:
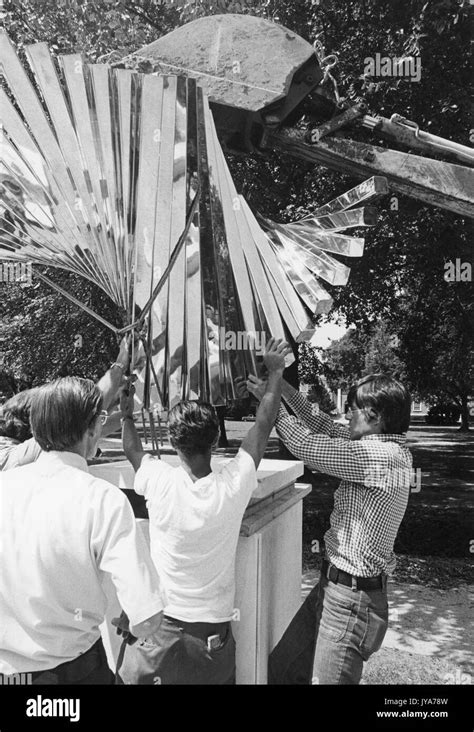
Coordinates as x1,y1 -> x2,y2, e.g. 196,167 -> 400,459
1,0 -> 472,411
363,322 -> 405,380
0,268 -> 120,390
3,0 -> 179,61
322,329 -> 366,392
249,0 -> 472,426
298,341 -> 325,385
312,321 -> 405,391
297,341 -> 335,412
399,281 -> 473,431
306,381 -> 336,414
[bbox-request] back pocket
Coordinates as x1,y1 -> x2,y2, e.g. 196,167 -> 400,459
359,601 -> 389,660
318,584 -> 355,643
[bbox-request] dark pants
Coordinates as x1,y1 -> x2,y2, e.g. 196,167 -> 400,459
29,638 -> 114,685
117,615 -> 236,685
268,574 -> 389,685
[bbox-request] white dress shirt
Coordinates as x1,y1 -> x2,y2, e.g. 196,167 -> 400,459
135,448 -> 257,623
0,450 -> 166,674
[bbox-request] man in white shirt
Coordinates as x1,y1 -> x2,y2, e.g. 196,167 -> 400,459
0,376 -> 166,684
117,337 -> 291,685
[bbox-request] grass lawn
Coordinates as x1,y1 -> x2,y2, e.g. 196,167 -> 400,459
362,647 -> 461,685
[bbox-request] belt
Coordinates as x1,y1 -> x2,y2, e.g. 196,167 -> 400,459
322,559 -> 385,591
30,638 -> 106,683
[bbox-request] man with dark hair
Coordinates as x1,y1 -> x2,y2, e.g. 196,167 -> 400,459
346,374 -> 412,436
0,376 -> 166,684
118,337 -> 291,685
245,371 -> 412,685
167,400 -> 220,456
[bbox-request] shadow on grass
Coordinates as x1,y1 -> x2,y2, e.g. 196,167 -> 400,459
383,583 -> 473,671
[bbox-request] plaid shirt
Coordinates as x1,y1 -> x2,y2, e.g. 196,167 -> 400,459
275,391 -> 413,577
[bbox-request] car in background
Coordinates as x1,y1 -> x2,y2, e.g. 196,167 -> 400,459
225,405 -> 246,421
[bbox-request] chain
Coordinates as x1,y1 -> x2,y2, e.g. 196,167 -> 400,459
313,37 -> 341,104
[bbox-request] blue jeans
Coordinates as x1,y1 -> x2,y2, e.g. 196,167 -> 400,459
268,573 -> 388,684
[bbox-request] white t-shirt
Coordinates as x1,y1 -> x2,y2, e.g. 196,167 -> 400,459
0,451 -> 166,674
135,448 -> 258,623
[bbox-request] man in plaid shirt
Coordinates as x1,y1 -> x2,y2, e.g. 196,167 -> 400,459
246,371 -> 412,685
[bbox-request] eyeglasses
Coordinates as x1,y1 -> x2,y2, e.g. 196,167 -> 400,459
88,409 -> 108,427
345,406 -> 366,419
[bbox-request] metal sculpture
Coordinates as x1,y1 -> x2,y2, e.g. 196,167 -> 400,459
0,30 -> 386,412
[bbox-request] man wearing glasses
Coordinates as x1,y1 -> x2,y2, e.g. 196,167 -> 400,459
246,372 -> 412,685
0,376 -> 166,684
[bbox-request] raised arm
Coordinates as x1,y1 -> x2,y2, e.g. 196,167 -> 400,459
97,336 -> 130,411
275,407 -> 391,483
240,338 -> 291,469
282,380 -> 350,439
245,375 -> 349,440
120,383 -> 157,472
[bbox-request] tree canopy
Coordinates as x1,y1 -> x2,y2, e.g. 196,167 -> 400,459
1,0 -> 472,427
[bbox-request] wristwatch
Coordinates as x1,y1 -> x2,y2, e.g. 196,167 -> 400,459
111,362 -> 125,372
